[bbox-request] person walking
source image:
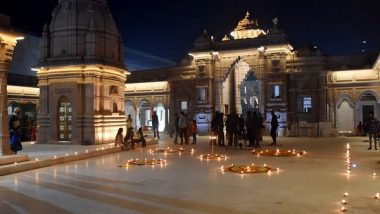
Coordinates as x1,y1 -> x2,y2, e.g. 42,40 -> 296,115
9,107 -> 22,154
179,111 -> 188,144
270,111 -> 279,146
365,112 -> 379,150
191,119 -> 197,144
152,111 -> 160,139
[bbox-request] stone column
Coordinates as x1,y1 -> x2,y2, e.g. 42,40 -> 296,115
0,33 -> 22,155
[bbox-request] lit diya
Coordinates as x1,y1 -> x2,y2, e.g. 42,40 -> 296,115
119,158 -> 167,167
200,153 -> 227,161
221,163 -> 279,174
252,149 -> 306,157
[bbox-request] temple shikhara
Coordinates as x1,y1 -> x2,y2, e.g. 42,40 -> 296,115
2,1 -> 380,144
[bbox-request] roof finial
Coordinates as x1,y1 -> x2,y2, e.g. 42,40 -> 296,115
272,17 -> 279,26
245,11 -> 250,18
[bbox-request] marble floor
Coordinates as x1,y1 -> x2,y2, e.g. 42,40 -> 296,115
0,135 -> 379,214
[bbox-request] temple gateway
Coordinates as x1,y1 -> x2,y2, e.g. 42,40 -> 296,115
125,12 -> 380,137
2,3 -> 380,145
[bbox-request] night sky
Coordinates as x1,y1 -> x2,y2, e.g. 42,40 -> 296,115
1,0 -> 379,64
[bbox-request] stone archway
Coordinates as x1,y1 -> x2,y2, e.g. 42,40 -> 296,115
138,99 -> 151,129
153,102 -> 166,132
221,59 -> 258,115
239,71 -> 261,116
336,95 -> 354,133
355,91 -> 380,125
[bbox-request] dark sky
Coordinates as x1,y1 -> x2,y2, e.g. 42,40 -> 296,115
1,0 -> 379,62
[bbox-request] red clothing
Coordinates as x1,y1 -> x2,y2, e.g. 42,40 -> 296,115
191,123 -> 197,134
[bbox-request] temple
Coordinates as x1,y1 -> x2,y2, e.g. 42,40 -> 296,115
32,0 -> 128,144
2,7 -> 380,144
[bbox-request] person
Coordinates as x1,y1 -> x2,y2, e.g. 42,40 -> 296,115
254,112 -> 264,148
115,128 -> 124,147
178,111 -> 188,144
211,111 -> 219,140
357,121 -> 364,136
124,127 -> 134,150
191,119 -> 197,144
126,114 -> 133,130
170,112 -> 180,144
246,111 -> 253,147
152,111 -> 160,139
133,127 -> 147,147
257,112 -> 265,141
238,114 -> 245,138
365,112 -> 378,150
270,111 -> 279,146
226,113 -> 238,147
186,114 -> 191,144
217,112 -> 225,146
9,107 -> 22,154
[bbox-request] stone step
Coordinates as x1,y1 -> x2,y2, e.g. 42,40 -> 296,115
0,154 -> 29,166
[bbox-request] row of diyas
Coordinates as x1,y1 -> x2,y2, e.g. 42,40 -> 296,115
149,147 -> 194,154
252,149 -> 306,157
340,143 -> 379,212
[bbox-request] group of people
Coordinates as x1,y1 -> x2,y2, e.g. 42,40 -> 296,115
115,114 -> 147,150
114,126 -> 147,150
210,110 -> 279,148
170,111 -> 197,145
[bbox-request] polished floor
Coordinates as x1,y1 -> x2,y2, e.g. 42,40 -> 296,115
0,135 -> 379,214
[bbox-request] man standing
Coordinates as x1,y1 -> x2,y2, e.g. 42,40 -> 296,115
270,111 -> 279,146
365,112 -> 378,150
152,111 -> 159,139
9,107 -> 22,154
179,111 -> 188,144
126,114 -> 133,130
217,112 -> 225,146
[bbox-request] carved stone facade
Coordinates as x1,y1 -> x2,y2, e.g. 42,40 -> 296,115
327,58 -> 380,134
126,12 -> 379,136
33,0 -> 128,144
0,29 -> 23,154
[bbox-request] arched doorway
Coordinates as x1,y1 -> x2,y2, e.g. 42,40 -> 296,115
355,91 -> 380,126
337,97 -> 354,133
239,71 -> 261,116
138,100 -> 151,129
221,59 -> 260,115
125,100 -> 136,128
154,102 -> 166,131
57,96 -> 72,142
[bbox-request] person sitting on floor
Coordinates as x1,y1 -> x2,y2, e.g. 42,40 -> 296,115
133,127 -> 147,147
124,127 -> 134,150
115,128 -> 124,147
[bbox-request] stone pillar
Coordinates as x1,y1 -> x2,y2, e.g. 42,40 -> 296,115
0,33 -> 22,155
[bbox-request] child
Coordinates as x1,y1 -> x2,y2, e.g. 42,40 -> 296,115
115,128 -> 123,147
191,119 -> 197,144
